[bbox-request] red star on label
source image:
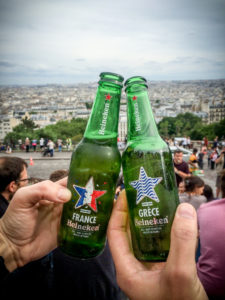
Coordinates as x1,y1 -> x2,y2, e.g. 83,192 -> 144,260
105,94 -> 112,101
132,96 -> 137,101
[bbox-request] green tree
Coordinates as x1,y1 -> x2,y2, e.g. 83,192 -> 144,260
158,113 -> 203,138
159,120 -> 169,137
4,117 -> 88,145
21,116 -> 38,130
174,119 -> 183,136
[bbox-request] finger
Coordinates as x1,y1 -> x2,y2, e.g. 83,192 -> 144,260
56,176 -> 68,187
11,180 -> 71,209
166,203 -> 197,271
107,190 -> 144,275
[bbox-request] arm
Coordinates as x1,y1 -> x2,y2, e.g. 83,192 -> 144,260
188,157 -> 196,167
174,167 -> 191,179
107,190 -> 208,300
215,151 -> 224,164
0,178 -> 71,275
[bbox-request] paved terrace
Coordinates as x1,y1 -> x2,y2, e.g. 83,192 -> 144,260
0,150 -> 217,194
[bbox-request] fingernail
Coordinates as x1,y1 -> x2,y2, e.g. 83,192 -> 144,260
178,204 -> 195,219
57,188 -> 71,201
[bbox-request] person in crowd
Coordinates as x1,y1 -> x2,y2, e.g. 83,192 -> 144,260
215,146 -> 225,198
39,137 -> 44,151
210,147 -> 218,170
198,148 -> 205,170
182,136 -> 187,148
49,169 -> 68,182
173,149 -> 191,187
47,139 -> 55,157
207,147 -> 212,168
57,139 -> 63,152
178,181 -> 185,194
25,137 -> 30,153
66,137 -> 72,151
32,139 -> 37,152
0,156 -> 28,218
187,136 -> 191,149
0,157 -> 51,296
0,178 -> 208,300
179,176 -> 207,210
5,145 -> 12,154
213,136 -> 218,149
188,148 -> 198,174
197,169 -> 225,299
203,136 -> 208,148
203,184 -> 215,202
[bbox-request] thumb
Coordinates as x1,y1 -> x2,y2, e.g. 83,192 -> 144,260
164,204 -> 208,300
166,203 -> 197,270
10,180 -> 71,209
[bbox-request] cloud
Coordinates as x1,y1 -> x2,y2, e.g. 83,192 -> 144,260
0,61 -> 17,68
0,0 -> 225,84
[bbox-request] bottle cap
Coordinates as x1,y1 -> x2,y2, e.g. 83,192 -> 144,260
124,76 -> 147,86
99,72 -> 124,87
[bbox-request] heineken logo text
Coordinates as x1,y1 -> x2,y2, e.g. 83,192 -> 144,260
134,102 -> 141,132
99,102 -> 110,135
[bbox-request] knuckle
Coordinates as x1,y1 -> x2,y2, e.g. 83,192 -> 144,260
38,180 -> 54,196
173,226 -> 196,241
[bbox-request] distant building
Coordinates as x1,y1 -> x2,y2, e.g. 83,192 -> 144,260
118,112 -> 127,142
0,116 -> 20,142
193,111 -> 209,124
209,104 -> 225,123
180,104 -> 192,112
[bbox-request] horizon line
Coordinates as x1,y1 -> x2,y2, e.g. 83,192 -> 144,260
0,78 -> 225,87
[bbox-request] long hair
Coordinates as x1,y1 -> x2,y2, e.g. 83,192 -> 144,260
184,176 -> 204,193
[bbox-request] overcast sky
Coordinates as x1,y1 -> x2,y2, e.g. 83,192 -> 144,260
0,0 -> 225,85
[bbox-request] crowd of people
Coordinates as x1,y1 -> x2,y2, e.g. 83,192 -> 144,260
0,137 -> 73,157
0,136 -> 225,299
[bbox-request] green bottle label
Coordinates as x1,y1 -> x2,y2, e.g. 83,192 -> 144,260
130,166 -> 170,234
130,167 -> 162,204
65,177 -> 107,238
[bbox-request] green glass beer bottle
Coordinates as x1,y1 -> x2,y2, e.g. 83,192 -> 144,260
59,72 -> 123,258
122,76 -> 179,261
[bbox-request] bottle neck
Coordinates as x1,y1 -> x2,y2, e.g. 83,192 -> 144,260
84,81 -> 122,141
126,85 -> 160,142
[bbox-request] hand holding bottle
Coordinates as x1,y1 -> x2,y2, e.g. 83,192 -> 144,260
0,178 -> 71,272
107,190 -> 208,300
0,175 -> 208,300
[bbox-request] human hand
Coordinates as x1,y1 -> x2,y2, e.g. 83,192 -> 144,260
0,178 -> 71,271
107,190 -> 208,300
174,167 -> 178,174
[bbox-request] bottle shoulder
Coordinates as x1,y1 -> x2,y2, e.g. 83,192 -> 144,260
73,139 -> 121,157
125,137 -> 168,152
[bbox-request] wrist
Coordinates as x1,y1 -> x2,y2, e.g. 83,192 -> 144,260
0,223 -> 18,272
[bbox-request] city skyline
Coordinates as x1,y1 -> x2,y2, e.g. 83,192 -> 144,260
0,0 -> 225,85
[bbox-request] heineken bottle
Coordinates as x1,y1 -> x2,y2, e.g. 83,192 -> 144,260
122,76 -> 179,261
59,72 -> 123,258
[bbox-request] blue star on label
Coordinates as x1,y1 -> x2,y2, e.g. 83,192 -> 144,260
129,167 -> 162,204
